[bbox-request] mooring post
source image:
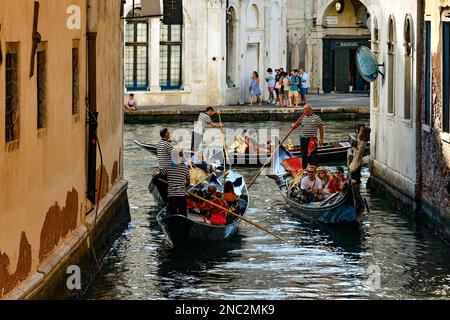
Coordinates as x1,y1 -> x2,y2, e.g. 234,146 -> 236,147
349,126 -> 371,183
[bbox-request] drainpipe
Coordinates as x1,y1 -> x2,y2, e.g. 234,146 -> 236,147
415,0 -> 425,213
87,0 -> 98,204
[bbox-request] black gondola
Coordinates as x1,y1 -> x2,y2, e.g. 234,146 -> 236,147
269,146 -> 366,225
133,139 -> 369,167
156,170 -> 249,248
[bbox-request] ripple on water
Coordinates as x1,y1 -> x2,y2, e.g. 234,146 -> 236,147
85,122 -> 450,300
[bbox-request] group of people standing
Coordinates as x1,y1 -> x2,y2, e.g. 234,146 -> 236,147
249,68 -> 310,108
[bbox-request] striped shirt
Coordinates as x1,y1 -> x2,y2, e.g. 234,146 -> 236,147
299,114 -> 323,138
160,164 -> 190,197
194,112 -> 212,135
156,139 -> 173,169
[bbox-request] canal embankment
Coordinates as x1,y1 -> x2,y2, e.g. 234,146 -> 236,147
124,93 -> 370,124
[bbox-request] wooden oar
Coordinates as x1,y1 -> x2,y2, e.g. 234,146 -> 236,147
247,111 -> 307,189
218,112 -> 232,172
157,178 -> 286,242
187,191 -> 286,242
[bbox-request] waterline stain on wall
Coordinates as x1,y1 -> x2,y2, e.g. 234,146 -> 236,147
39,189 -> 79,263
0,232 -> 32,296
96,165 -> 109,202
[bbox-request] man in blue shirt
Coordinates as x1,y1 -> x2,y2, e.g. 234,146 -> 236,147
289,70 -> 300,107
299,69 -> 310,106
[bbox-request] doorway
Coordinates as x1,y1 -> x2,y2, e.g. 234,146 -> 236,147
246,43 -> 259,103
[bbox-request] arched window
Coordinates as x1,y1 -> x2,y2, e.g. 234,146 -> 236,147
125,8 -> 149,91
404,16 -> 413,120
372,17 -> 380,109
387,16 -> 396,114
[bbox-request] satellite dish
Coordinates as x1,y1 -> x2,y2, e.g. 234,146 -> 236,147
356,46 -> 384,82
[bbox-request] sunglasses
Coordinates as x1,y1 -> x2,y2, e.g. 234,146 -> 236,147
335,171 -> 343,175
307,171 -> 315,174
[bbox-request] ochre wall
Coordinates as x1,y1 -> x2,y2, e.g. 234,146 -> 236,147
0,0 -> 124,297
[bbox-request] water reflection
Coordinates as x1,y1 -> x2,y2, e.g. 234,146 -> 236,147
84,122 -> 450,300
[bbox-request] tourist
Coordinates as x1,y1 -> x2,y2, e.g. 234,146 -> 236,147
124,93 -> 138,111
203,185 -> 228,225
326,167 -> 349,194
299,68 -> 310,105
249,71 -> 262,108
291,104 -> 324,168
289,70 -> 300,107
317,166 -> 330,190
157,149 -> 191,217
275,73 -> 283,107
191,107 -> 223,152
274,69 -> 282,103
265,68 -> 276,105
223,181 -> 239,205
300,165 -> 324,202
282,72 -> 290,107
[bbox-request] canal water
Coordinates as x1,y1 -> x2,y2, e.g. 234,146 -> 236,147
85,121 -> 450,300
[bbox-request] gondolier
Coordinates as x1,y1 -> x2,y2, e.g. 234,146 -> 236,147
157,149 -> 191,217
292,104 -> 324,169
192,107 -> 223,152
152,128 -> 174,202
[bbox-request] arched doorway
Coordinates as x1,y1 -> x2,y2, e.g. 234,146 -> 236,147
318,0 -> 371,93
245,3 -> 260,103
269,2 -> 281,69
226,6 -> 238,88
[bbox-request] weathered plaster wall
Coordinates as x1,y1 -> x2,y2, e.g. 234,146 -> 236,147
0,0 -> 126,297
421,0 -> 450,226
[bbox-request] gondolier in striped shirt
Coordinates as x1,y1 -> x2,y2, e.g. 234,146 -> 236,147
292,104 -> 324,169
192,107 -> 223,152
157,149 -> 191,216
153,128 -> 173,202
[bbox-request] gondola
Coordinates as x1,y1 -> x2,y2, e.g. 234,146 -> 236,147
156,170 -> 249,249
133,139 -> 368,167
269,146 -> 366,225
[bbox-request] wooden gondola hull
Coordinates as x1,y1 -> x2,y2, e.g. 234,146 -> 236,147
133,140 -> 368,167
156,170 -> 249,248
157,212 -> 242,248
278,182 -> 364,225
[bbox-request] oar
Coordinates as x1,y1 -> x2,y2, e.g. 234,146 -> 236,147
188,191 -> 286,242
157,178 -> 286,242
218,112 -> 232,172
247,111 -> 307,189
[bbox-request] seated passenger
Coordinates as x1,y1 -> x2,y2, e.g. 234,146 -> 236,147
201,185 -> 228,225
223,181 -> 238,205
326,167 -> 349,194
300,165 -> 324,202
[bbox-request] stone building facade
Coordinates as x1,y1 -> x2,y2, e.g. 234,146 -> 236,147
0,0 -> 129,298
287,0 -> 371,93
420,0 -> 450,236
123,0 -> 287,106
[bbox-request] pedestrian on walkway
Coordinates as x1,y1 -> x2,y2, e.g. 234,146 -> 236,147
249,71 -> 262,109
191,107 -> 223,152
289,70 -> 300,107
265,68 -> 276,105
291,104 -> 324,169
299,68 -> 310,105
282,72 -> 290,107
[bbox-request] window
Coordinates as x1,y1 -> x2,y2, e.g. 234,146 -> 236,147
425,20 -> 431,126
404,17 -> 413,120
125,8 -> 149,91
160,24 -> 182,90
387,16 -> 396,114
72,41 -> 80,116
443,21 -> 450,133
37,47 -> 47,129
5,43 -> 20,143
